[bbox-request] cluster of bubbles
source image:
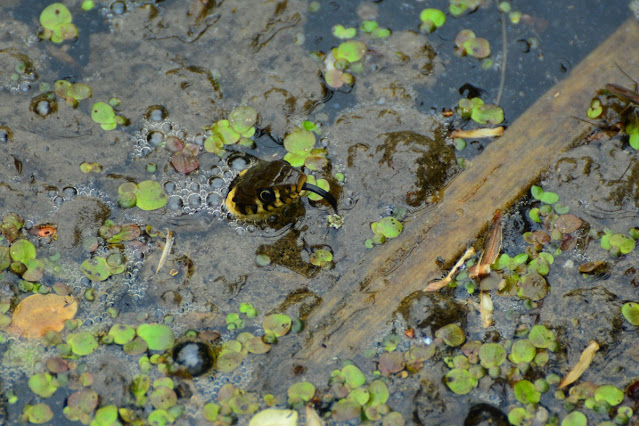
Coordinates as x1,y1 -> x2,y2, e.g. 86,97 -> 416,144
131,106 -> 253,220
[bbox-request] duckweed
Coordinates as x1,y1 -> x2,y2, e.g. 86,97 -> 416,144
137,324 -> 174,351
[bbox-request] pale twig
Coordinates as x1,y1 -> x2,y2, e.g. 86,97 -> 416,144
425,246 -> 476,292
156,230 -> 174,274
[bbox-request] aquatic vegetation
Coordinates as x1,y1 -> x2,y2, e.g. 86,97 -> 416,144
239,302 -> 258,318
622,302 -> 639,325
587,97 -> 603,119
435,323 -> 465,347
282,128 -> 328,170
80,256 -> 120,282
118,180 -> 168,211
454,30 -> 491,59
28,372 -> 58,398
366,216 -> 404,248
263,313 -> 292,340
458,97 -> 504,125
600,228 -> 636,256
449,0 -> 481,17
137,324 -> 175,351
39,3 -> 78,43
23,403 -> 54,423
309,248 -> 333,268
91,102 -> 127,131
419,9 -> 446,33
66,331 -> 98,356
54,80 -> 92,107
287,381 -> 315,406
204,106 -> 257,157
332,24 -> 357,39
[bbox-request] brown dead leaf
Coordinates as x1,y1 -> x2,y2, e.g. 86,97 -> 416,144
8,294 -> 78,338
559,340 -> 599,389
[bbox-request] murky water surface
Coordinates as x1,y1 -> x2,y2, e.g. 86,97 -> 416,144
0,0 -> 635,424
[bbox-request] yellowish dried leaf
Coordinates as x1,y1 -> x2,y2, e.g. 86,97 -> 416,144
8,294 -> 78,338
559,340 -> 599,389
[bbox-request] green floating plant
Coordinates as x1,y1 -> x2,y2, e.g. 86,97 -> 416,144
587,98 -> 603,119
457,97 -> 504,125
419,9 -> 446,33
531,185 -> 559,205
118,181 -> 167,211
622,302 -> 639,325
449,0 -> 481,17
282,129 -> 328,170
204,106 -> 257,157
600,228 -> 636,256
366,216 -> 404,248
455,30 -> 491,59
136,323 -> 174,351
40,3 -> 78,43
332,24 -> 357,39
91,102 -> 127,131
67,331 -> 98,356
54,80 -> 92,107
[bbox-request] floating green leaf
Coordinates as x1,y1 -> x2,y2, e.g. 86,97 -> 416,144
342,364 -> 366,388
228,106 -> 257,135
24,403 -> 54,424
10,239 -> 36,264
22,258 -> 45,282
203,403 -> 220,422
561,411 -> 587,426
332,24 -> 357,39
594,385 -> 624,406
419,9 -> 446,33
479,343 -> 506,368
91,102 -> 116,131
528,325 -> 555,349
284,130 -> 315,155
622,302 -> 639,325
510,339 -> 537,364
108,324 -> 136,345
136,324 -> 174,351
263,314 -> 292,337
435,323 -> 465,347
471,104 -> 504,125
368,380 -> 389,407
445,368 -> 477,395
514,379 -> 541,404
309,248 -> 332,267
67,331 -> 98,356
335,40 -> 366,62
135,180 -> 167,211
28,372 -> 58,398
287,382 -> 315,405
371,217 -> 403,239
93,405 -> 119,426
81,257 -> 111,282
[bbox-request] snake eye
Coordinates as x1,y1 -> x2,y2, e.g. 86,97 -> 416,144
258,188 -> 276,203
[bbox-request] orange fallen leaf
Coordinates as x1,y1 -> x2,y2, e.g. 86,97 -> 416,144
8,294 -> 78,338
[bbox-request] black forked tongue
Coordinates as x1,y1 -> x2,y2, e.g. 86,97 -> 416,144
302,182 -> 338,214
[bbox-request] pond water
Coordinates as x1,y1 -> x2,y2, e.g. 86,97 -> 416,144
0,0 -> 636,424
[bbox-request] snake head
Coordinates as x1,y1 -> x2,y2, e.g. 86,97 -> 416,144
225,160 -> 338,220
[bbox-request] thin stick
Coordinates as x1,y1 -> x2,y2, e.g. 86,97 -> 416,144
451,127 -> 504,139
495,5 -> 508,106
156,230 -> 174,274
424,246 -> 476,292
